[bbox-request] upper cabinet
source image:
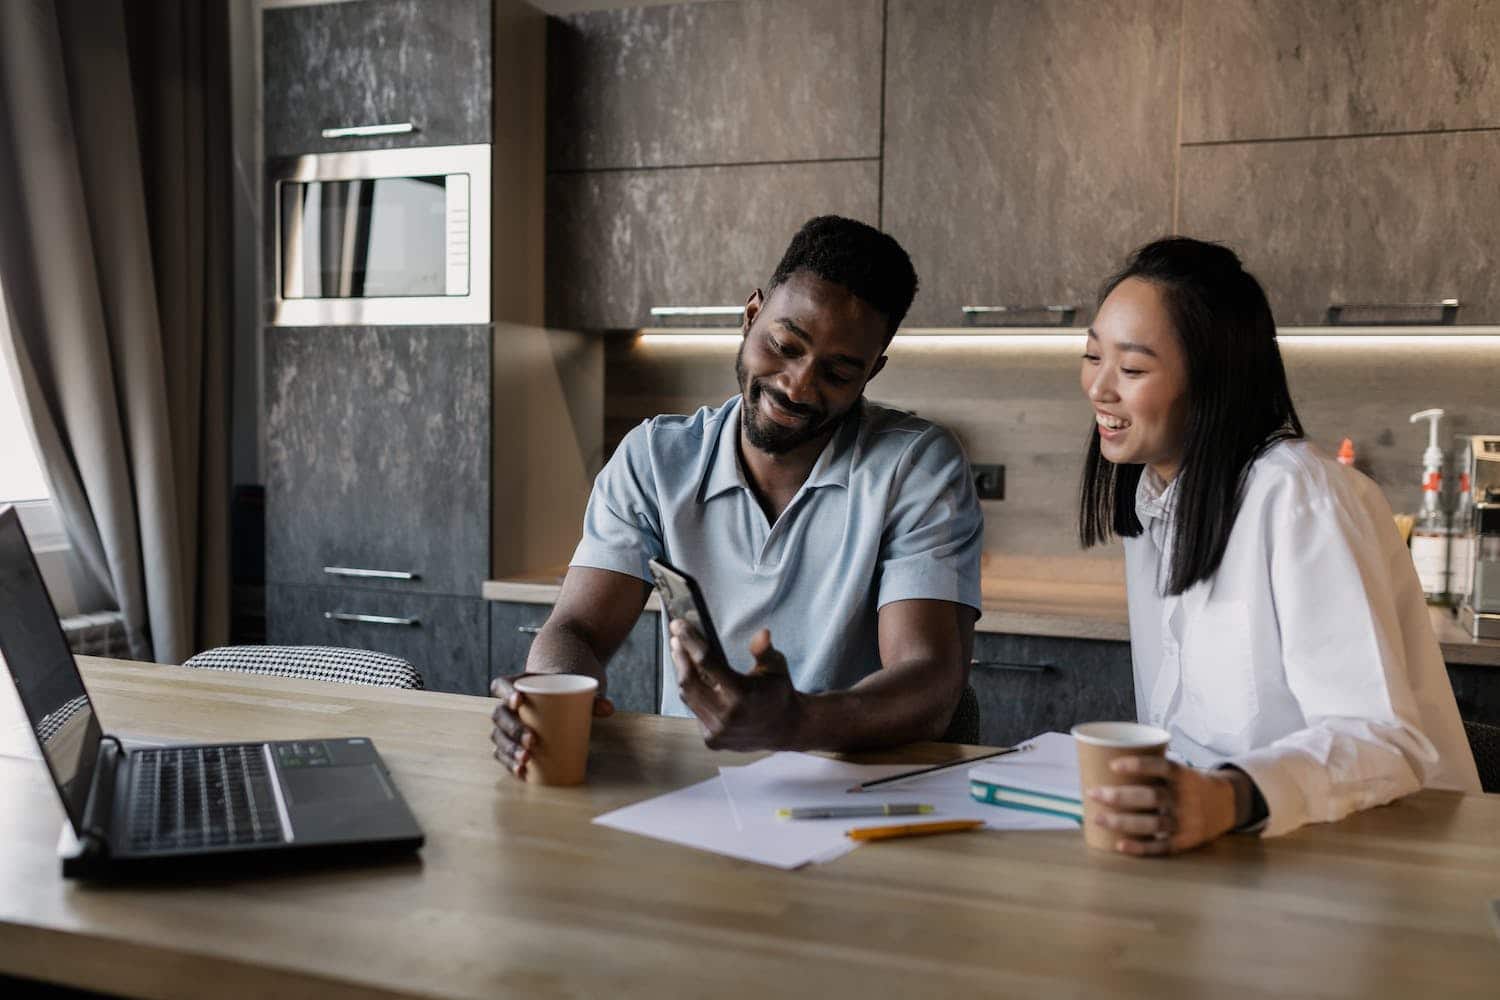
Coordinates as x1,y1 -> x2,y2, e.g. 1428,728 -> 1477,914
1181,0 -> 1500,143
1177,0 -> 1500,325
1179,131 -> 1500,326
546,0 -> 883,170
263,0 -> 492,158
881,0 -> 1180,328
546,161 -> 880,330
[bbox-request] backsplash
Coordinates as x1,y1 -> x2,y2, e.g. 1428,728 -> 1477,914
606,336 -> 1500,582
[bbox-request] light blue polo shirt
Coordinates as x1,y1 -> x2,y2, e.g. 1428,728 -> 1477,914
570,395 -> 984,718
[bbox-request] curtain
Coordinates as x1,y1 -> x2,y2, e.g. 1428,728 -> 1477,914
0,0 -> 230,664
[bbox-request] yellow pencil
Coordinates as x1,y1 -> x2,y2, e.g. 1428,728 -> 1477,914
845,819 -> 985,841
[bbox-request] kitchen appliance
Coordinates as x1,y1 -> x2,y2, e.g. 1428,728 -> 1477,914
269,144 -> 490,326
1456,434 -> 1500,639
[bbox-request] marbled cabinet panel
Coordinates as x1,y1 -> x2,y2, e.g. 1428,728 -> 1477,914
263,0 -> 492,157
265,326 -> 490,596
1181,0 -> 1500,143
547,0 -> 882,170
546,160 -> 880,329
489,601 -> 661,714
882,0 -> 1180,328
969,634 -> 1136,748
1179,131 -> 1500,326
267,584 -> 489,696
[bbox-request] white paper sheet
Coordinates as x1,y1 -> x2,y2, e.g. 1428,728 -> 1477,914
592,774 -> 857,870
717,751 -> 1076,835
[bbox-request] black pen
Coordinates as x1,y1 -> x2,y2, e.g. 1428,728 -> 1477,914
846,743 -> 1030,793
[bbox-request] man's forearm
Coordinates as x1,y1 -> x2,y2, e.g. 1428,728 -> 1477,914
787,665 -> 962,752
524,621 -> 609,686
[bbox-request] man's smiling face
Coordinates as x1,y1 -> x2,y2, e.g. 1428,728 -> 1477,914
734,271 -> 889,455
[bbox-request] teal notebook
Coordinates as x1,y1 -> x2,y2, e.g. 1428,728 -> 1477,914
968,732 -> 1083,824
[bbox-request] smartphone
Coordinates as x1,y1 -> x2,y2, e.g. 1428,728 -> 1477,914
647,558 -> 728,668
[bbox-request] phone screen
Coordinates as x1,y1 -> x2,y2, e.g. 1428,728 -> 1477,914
647,559 -> 727,666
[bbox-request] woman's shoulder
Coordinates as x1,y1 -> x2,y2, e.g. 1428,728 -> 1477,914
1242,438 -> 1390,522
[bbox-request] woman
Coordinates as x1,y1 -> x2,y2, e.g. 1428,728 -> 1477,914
1078,237 -> 1480,855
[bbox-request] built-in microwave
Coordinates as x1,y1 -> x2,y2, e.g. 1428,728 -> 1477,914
269,143 -> 490,325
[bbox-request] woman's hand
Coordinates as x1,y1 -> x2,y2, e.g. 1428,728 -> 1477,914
1086,756 -> 1250,856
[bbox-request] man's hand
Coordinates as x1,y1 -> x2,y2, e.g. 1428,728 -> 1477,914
668,618 -> 804,751
1085,756 -> 1244,856
489,673 -> 614,779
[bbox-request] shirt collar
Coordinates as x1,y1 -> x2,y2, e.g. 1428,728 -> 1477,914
700,395 -> 857,502
1134,466 -> 1179,524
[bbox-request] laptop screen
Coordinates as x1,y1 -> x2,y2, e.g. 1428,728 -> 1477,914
0,506 -> 101,833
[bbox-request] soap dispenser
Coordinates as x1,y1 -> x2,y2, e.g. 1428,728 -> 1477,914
1408,409 -> 1451,604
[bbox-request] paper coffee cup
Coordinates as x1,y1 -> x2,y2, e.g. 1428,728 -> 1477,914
514,674 -> 599,786
1072,721 -> 1171,850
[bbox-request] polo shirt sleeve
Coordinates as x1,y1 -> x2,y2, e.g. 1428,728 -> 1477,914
569,421 -> 666,585
877,426 -> 984,612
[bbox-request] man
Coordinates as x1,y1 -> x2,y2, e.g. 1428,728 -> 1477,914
490,215 -> 983,774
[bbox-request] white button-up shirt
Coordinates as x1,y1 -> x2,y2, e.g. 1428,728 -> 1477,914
1125,439 -> 1480,837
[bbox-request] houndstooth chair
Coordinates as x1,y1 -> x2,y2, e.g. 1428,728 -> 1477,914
182,646 -> 424,690
1464,720 -> 1500,794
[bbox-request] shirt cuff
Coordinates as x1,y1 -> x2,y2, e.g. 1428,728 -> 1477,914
1227,746 -> 1309,839
568,542 -> 654,586
876,566 -> 983,612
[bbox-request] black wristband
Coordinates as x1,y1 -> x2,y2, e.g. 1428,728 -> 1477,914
1224,765 -> 1269,831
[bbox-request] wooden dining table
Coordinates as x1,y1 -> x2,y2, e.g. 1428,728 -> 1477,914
1,656 -> 1498,999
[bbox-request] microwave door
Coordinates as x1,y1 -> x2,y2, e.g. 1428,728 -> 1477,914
318,180 -> 374,298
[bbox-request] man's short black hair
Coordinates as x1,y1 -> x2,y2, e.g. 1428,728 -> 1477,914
767,216 -> 918,342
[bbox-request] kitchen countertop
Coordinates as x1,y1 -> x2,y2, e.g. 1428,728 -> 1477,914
484,567 -> 1500,667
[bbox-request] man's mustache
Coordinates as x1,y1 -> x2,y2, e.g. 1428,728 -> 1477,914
754,382 -> 820,421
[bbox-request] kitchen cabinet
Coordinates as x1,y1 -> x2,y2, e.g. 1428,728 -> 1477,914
1447,663 -> 1500,729
264,325 -> 490,598
489,600 -> 661,715
968,633 -> 1135,748
1180,0 -> 1500,144
267,584 -> 490,695
1178,131 -> 1500,325
545,160 -> 880,330
881,0 -> 1179,328
263,0 -> 492,158
546,0 -> 881,170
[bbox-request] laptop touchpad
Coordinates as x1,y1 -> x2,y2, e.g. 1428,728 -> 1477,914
282,763 -> 392,805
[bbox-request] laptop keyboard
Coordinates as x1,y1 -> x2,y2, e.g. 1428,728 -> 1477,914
126,744 -> 287,852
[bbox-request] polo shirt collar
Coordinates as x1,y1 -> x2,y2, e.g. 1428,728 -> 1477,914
700,395 -> 858,502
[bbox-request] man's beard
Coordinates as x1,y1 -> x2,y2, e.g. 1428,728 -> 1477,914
734,343 -> 845,454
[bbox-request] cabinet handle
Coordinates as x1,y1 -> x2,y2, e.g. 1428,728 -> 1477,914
323,566 -> 418,581
648,305 -> 743,327
516,625 -> 543,635
961,304 -> 1076,327
971,659 -> 1054,674
325,611 -> 419,627
320,121 -> 417,139
1326,298 -> 1459,325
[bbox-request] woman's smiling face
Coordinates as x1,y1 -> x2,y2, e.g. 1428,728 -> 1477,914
1080,276 -> 1192,482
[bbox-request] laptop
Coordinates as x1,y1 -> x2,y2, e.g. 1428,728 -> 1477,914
0,505 -> 424,878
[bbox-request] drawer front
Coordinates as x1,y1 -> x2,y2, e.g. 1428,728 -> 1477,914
489,602 -> 659,715
969,634 -> 1135,748
1446,663 -> 1500,728
264,325 -> 490,596
267,584 -> 489,696
263,0 -> 493,157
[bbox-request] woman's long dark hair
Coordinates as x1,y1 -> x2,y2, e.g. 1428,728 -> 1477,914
1079,237 -> 1304,595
